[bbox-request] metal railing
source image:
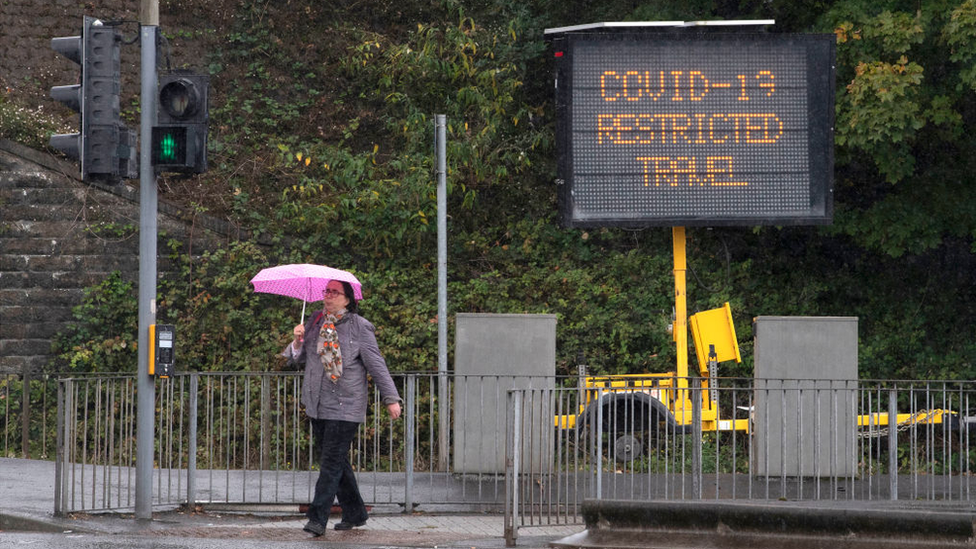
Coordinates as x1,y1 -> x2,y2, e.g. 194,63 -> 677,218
5,372 -> 976,524
45,372 -> 555,515
2,372 -> 61,460
503,377 -> 976,544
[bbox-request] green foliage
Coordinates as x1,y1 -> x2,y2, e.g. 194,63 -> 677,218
944,0 -> 976,90
448,220 -> 678,374
335,9 -> 551,227
830,7 -> 929,186
271,141 -> 437,256
863,10 -> 925,53
835,55 -> 925,183
37,0 -> 976,384
358,263 -> 440,370
832,174 -> 976,258
202,2 -> 552,257
157,240 -> 296,371
52,272 -> 138,372
210,26 -> 322,152
828,2 -> 976,236
85,222 -> 138,240
0,91 -> 70,150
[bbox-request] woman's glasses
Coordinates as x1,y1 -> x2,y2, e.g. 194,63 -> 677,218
323,289 -> 345,297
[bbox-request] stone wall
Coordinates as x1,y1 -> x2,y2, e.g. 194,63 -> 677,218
0,138 -> 239,374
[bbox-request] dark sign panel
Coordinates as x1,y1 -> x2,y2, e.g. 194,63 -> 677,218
549,31 -> 835,227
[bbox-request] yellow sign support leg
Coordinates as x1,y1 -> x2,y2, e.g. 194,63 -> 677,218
673,227 -> 689,383
673,227 -> 691,423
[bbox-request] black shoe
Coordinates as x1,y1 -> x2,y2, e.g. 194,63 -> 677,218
303,520 -> 326,536
334,520 -> 367,530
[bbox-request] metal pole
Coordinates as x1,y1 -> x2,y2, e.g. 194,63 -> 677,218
260,376 -> 271,470
888,387 -> 898,500
505,389 -> 522,547
435,114 -> 449,472
692,377 -> 702,499
504,390 -> 514,546
54,380 -> 64,516
21,370 -> 30,458
404,375 -> 416,512
595,389 -> 603,500
187,374 -> 198,506
135,20 -> 159,521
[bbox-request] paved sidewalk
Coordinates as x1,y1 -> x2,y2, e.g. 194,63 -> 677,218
70,509 -> 579,547
7,457 -> 976,548
0,458 -> 581,548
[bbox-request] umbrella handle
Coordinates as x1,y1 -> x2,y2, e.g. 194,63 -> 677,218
301,278 -> 309,330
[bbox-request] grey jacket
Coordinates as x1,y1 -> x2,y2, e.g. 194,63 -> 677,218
282,312 -> 400,423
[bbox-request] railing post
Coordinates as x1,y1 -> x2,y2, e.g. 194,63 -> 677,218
187,373 -> 198,507
21,370 -> 31,459
577,361 -> 586,413
260,375 -> 271,471
692,377 -> 702,499
595,389 -> 604,500
404,374 -> 415,513
888,387 -> 898,500
438,373 -> 450,473
54,379 -> 64,517
505,389 -> 522,547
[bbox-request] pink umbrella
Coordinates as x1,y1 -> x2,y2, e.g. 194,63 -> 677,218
250,263 -> 363,322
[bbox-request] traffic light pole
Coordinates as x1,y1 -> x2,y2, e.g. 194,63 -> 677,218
135,21 -> 158,521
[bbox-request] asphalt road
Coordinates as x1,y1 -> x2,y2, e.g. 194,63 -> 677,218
0,533 -> 360,548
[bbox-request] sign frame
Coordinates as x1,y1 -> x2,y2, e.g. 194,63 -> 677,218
548,28 -> 835,228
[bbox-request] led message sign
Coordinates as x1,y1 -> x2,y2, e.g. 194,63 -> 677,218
549,31 -> 835,227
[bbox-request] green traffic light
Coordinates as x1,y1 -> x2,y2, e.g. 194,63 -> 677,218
159,132 -> 178,161
151,125 -> 189,169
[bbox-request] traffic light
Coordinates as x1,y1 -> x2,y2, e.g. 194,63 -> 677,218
49,31 -> 84,163
151,73 -> 209,173
49,16 -> 137,183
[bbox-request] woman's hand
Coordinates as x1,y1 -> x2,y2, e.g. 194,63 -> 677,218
292,324 -> 305,349
386,402 -> 402,420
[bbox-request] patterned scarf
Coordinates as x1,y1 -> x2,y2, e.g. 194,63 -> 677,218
316,309 -> 346,383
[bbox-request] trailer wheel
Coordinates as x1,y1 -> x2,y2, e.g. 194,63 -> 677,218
575,397 -> 664,462
614,434 -> 642,462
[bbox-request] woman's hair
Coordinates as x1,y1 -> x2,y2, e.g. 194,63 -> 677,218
338,280 -> 359,313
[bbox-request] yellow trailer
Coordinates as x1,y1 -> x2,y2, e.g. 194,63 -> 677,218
555,302 -> 951,457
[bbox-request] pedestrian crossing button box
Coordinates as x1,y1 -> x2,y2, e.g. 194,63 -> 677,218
149,324 -> 176,378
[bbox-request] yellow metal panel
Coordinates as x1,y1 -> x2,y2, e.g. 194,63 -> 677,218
690,302 -> 741,369
148,324 -> 157,376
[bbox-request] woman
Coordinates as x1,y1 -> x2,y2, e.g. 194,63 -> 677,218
282,279 -> 402,537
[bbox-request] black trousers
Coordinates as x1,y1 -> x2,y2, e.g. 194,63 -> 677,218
307,418 -> 367,526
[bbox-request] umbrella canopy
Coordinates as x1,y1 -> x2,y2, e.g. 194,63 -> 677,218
250,263 -> 364,303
